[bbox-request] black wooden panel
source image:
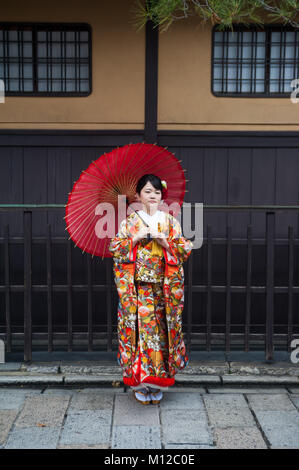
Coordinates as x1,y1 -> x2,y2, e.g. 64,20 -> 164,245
0,147 -> 23,236
252,147 -> 276,236
203,147 -> 228,236
276,147 -> 299,237
47,148 -> 72,236
23,147 -> 48,233
227,147 -> 251,237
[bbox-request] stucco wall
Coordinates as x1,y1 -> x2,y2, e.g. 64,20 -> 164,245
0,0 -> 145,129
0,1 -> 298,130
158,17 -> 299,131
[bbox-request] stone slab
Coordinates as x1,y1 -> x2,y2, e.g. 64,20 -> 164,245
204,393 -> 249,408
68,390 -> 114,410
254,409 -> 299,427
0,391 -> 32,409
0,410 -> 18,446
247,393 -> 297,411
289,395 -> 299,410
59,410 -> 112,446
254,410 -> 299,448
111,425 -> 162,449
14,395 -> 70,428
213,426 -> 267,449
161,409 -> 213,445
203,394 -> 256,427
114,393 -> 160,426
160,392 -> 205,410
5,426 -> 61,449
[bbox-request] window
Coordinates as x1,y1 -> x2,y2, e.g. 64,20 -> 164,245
0,22 -> 92,96
212,25 -> 299,97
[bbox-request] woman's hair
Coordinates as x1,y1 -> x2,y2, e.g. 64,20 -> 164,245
136,174 -> 163,195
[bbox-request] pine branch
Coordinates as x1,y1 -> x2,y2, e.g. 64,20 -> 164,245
130,0 -> 299,32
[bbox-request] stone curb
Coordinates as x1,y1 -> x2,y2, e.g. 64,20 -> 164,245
0,373 -> 298,387
2,361 -> 298,376
175,374 -> 221,384
222,375 -> 299,385
0,375 -> 63,385
64,374 -> 123,385
1,359 -> 298,388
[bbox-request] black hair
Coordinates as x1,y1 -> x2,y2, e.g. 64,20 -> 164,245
135,174 -> 163,195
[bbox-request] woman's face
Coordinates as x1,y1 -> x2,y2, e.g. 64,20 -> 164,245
135,181 -> 162,214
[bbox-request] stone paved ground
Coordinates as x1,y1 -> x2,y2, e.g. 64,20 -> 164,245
0,385 -> 298,449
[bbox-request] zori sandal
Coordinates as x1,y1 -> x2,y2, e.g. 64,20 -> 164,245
149,389 -> 163,404
134,388 -> 151,405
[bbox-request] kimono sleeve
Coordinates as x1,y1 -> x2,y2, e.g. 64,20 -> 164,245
164,215 -> 193,265
108,218 -> 135,262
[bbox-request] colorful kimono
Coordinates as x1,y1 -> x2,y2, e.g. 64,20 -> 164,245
108,210 -> 193,389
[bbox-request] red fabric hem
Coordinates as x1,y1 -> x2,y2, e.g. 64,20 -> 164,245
123,375 -> 175,387
123,344 -> 175,388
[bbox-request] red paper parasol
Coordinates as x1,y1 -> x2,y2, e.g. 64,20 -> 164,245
65,142 -> 187,259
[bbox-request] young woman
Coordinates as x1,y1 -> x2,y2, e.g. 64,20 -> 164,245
108,174 -> 193,405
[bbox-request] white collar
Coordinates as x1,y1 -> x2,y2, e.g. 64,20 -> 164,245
137,210 -> 165,229
139,209 -> 164,219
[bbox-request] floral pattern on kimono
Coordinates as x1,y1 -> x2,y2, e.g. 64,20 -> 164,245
135,237 -> 165,283
132,281 -> 170,387
108,211 -> 193,388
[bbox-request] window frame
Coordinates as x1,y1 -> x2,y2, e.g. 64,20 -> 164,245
211,23 -> 298,98
0,21 -> 92,97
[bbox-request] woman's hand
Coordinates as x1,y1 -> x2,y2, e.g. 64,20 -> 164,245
132,226 -> 150,247
150,230 -> 170,251
132,227 -> 171,252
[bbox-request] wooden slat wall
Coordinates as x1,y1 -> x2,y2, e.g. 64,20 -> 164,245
0,129 -> 298,345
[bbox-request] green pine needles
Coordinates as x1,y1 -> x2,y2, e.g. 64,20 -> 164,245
130,0 -> 299,32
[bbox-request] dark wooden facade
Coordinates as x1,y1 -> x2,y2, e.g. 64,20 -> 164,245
0,20 -> 298,356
